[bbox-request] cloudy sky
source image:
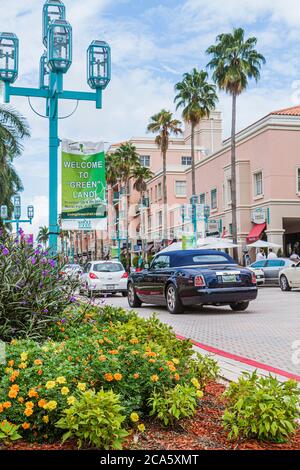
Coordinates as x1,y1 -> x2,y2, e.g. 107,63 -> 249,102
2,0 -> 300,235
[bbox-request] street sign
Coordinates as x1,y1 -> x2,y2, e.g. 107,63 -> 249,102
0,205 -> 8,219
251,208 -> 266,224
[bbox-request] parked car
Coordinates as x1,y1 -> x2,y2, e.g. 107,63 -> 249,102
248,266 -> 265,286
279,260 -> 300,291
127,249 -> 258,314
249,258 -> 293,285
59,263 -> 82,280
80,260 -> 128,297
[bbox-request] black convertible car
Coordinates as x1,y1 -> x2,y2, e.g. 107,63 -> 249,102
127,249 -> 258,314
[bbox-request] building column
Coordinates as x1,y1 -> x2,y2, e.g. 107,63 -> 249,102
265,229 -> 285,249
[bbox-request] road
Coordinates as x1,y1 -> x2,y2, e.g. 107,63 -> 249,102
92,287 -> 300,377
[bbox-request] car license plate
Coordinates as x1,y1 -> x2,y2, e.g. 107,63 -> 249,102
222,274 -> 237,283
105,285 -> 116,290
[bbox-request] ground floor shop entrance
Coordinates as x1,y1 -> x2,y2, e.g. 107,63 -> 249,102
283,218 -> 300,256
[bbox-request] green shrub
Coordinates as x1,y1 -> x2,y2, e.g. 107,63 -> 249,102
223,372 -> 300,442
0,420 -> 22,443
0,231 -> 80,341
148,383 -> 202,427
189,353 -> 220,388
56,389 -> 128,449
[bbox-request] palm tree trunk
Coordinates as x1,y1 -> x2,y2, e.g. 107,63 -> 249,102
125,182 -> 130,271
191,121 -> 196,197
162,149 -> 168,246
231,93 -> 238,262
140,190 -> 145,262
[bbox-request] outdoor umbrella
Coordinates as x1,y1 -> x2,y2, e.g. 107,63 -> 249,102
246,240 -> 281,249
197,237 -> 240,249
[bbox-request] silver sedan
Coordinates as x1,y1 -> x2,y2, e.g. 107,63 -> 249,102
250,258 -> 293,285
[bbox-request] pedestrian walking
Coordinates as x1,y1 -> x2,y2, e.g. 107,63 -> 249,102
256,248 -> 266,262
267,248 -> 277,260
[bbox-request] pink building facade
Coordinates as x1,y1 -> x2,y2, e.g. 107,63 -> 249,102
186,105 -> 300,257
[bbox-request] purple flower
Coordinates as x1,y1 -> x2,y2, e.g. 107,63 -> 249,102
34,249 -> 40,256
39,283 -> 43,288
41,258 -> 47,265
26,235 -> 34,245
48,259 -> 56,268
31,257 -> 37,265
42,270 -> 49,277
61,318 -> 66,324
43,308 -> 49,313
2,247 -> 9,256
69,296 -> 76,303
18,228 -> 24,235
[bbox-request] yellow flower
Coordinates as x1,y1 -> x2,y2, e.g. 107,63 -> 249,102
44,400 -> 57,411
0,404 -> 3,413
38,399 -> 47,408
61,387 -> 69,396
114,373 -> 122,381
168,364 -> 176,372
20,352 -> 28,362
129,338 -> 139,344
24,408 -> 33,417
3,402 -> 11,409
67,396 -> 76,406
133,373 -> 139,379
8,389 -> 18,399
25,401 -> 34,409
34,359 -> 42,366
45,381 -> 56,390
149,359 -> 156,363
138,423 -> 145,432
191,378 -> 200,389
196,390 -> 204,399
42,415 -> 49,424
18,397 -> 24,404
56,376 -> 66,384
77,382 -> 86,392
5,367 -> 13,374
99,355 -> 106,362
8,360 -> 14,367
22,422 -> 30,430
172,358 -> 179,365
104,373 -> 114,382
151,375 -> 159,382
130,412 -> 139,423
18,362 -> 27,369
174,373 -> 180,381
131,350 -> 139,356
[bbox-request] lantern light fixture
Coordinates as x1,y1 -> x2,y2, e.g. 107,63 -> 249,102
87,40 -> 111,90
0,205 -> 8,219
39,51 -> 50,89
0,32 -> 19,83
42,0 -> 66,47
27,205 -> 34,220
47,19 -> 72,73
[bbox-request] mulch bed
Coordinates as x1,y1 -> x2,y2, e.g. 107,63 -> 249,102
2,381 -> 300,451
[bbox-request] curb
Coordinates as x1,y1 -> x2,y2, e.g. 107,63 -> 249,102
176,334 -> 300,383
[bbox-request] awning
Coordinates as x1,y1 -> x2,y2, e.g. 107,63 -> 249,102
246,223 -> 266,244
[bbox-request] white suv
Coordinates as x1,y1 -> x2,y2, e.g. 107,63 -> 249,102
80,260 -> 128,297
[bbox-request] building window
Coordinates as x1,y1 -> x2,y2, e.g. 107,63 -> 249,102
155,185 -> 158,201
211,188 -> 217,210
229,223 -> 233,235
254,171 -> 263,197
175,180 -> 186,197
297,168 -> 300,193
157,182 -> 162,199
157,211 -> 162,227
199,193 -> 205,205
140,155 -> 150,167
181,156 -> 192,166
148,215 -> 152,230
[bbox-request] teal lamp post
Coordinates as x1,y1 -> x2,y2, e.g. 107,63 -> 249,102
0,197 -> 34,238
0,0 -> 111,254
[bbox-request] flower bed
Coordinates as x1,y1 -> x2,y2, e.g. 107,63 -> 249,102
0,303 -> 299,450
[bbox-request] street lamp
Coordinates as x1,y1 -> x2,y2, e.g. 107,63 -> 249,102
47,19 -> 72,74
0,0 -> 111,254
43,0 -> 66,47
0,197 -> 34,236
27,205 -> 34,221
0,32 -> 19,84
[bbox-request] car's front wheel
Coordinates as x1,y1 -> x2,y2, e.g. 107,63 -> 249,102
230,301 -> 249,312
166,284 -> 184,314
127,283 -> 142,308
280,275 -> 291,292
121,291 -> 128,297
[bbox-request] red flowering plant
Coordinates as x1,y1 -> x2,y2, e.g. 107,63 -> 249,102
0,229 -> 80,342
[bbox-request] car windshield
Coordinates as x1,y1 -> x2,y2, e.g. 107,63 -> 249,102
93,263 -> 124,273
170,251 -> 235,267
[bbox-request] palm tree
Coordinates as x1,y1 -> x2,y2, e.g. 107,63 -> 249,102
110,143 -> 141,270
37,226 -> 49,248
0,105 -> 30,223
174,69 -> 218,197
147,110 -> 182,245
206,28 -> 265,260
133,165 -> 154,261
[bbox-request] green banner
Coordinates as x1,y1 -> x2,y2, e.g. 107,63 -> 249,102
61,140 -> 106,222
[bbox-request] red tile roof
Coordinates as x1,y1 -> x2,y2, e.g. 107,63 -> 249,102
271,105 -> 300,116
